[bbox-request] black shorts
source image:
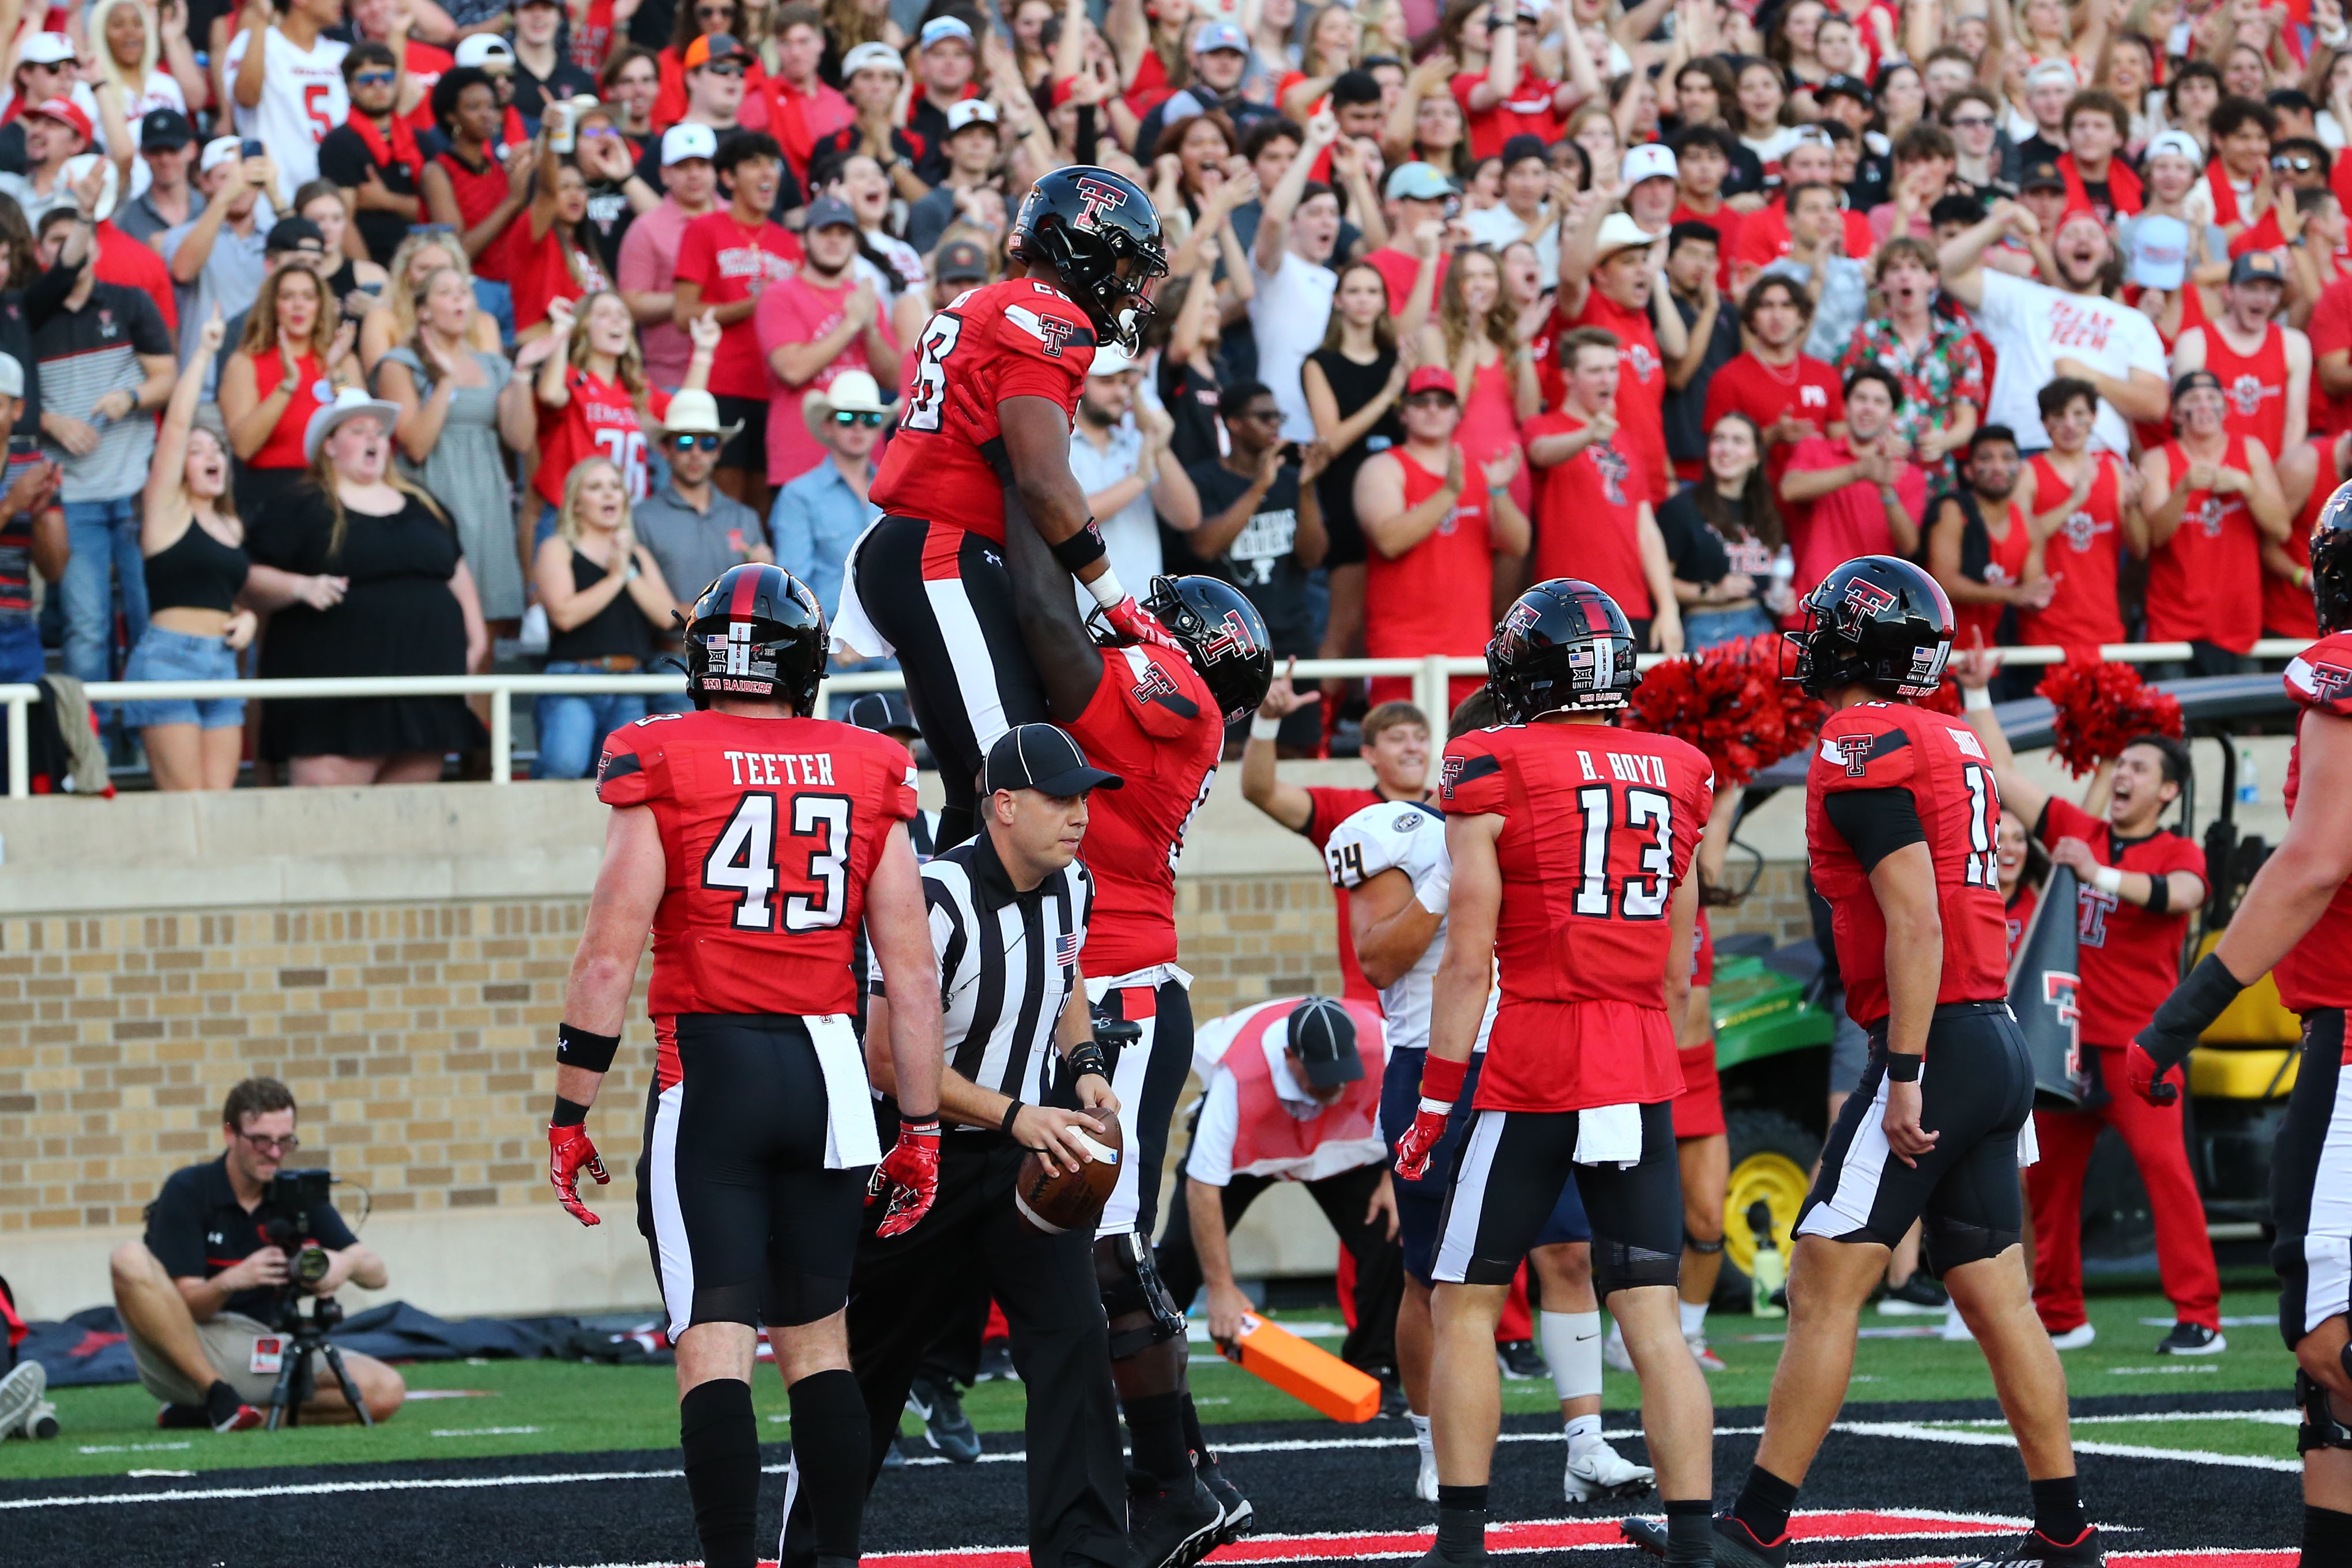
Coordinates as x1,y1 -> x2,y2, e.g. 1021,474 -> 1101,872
635,1013 -> 869,1337
712,394 -> 767,476
1429,1100 -> 1680,1295
1383,1049 -> 1591,1286
1797,1002 -> 2033,1269
2270,1008 -> 2351,1350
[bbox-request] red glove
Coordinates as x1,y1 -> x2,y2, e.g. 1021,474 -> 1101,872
2124,1042 -> 2180,1107
548,1123 -> 609,1226
867,1117 -> 942,1238
1394,1099 -> 1451,1181
1100,595 -> 1187,654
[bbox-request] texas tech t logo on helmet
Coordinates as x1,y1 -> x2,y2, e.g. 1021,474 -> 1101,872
1841,577 -> 1898,627
1787,555 -> 1954,700
1199,609 -> 1259,665
1071,175 -> 1128,232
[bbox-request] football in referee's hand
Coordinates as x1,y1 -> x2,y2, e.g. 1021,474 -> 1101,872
1013,1113 -> 1123,1235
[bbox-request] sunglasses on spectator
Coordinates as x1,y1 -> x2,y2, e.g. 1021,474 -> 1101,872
830,409 -> 888,427
352,69 -> 397,86
1948,114 -> 1993,129
672,432 -> 722,451
235,1131 -> 300,1153
701,61 -> 744,76
580,125 -> 622,139
1240,406 -> 1283,424
2275,154 -> 2319,172
1402,391 -> 1457,409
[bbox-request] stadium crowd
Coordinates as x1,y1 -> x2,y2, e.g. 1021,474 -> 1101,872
0,0 -> 2336,787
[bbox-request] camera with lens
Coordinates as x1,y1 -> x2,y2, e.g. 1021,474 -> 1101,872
260,1169 -> 336,1296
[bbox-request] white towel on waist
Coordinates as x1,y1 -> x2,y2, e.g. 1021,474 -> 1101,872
828,519 -> 895,662
2016,1108 -> 2039,1170
808,1013 -> 884,1169
1574,1102 -> 1642,1167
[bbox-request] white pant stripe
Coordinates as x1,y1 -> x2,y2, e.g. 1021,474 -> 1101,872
648,1083 -> 696,1340
1097,1009 -> 1159,1238
1432,1110 -> 1504,1285
1798,1071 -> 1896,1241
923,575 -> 1014,756
2303,1061 -> 2352,1335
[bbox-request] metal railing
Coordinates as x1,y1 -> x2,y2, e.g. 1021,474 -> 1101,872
0,639 -> 2316,799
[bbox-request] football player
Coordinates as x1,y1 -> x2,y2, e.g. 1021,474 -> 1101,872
1659,556 -> 2094,1568
832,164 -> 1175,852
545,564 -> 946,1568
1326,692 -> 1654,1507
2132,496 -> 2352,1568
1398,581 -> 1715,1568
1003,500 -> 1275,1568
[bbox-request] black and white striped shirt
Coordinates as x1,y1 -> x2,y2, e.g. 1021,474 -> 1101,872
879,827 -> 1092,1132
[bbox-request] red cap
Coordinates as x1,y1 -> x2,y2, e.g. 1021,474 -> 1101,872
1405,366 -> 1458,398
26,97 -> 92,145
1049,74 -> 1079,109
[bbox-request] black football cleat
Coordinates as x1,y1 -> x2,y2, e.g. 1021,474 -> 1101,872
2154,1322 -> 2226,1356
1129,1469 -> 1224,1568
906,1374 -> 981,1463
1198,1453 -> 1253,1541
1496,1339 -> 1547,1380
1620,1513 -> 1790,1568
1955,1527 -> 2105,1568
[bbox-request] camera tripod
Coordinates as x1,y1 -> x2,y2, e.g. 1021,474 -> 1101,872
263,1294 -> 373,1431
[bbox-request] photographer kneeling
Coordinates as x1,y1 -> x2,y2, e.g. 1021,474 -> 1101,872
108,1078 -> 404,1430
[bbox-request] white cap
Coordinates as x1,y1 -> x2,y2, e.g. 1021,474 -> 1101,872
1592,210 -> 1657,258
919,15 -> 972,48
661,122 -> 718,164
1087,344 -> 1135,377
198,135 -> 244,175
818,370 -> 892,412
0,352 -> 24,399
19,32 -> 72,65
842,40 -> 904,77
304,386 -> 407,463
2024,58 -> 2078,90
454,34 -> 515,66
946,97 -> 999,131
2145,129 -> 2204,169
2127,213 -> 2189,289
1621,143 -> 1677,187
60,153 -> 116,223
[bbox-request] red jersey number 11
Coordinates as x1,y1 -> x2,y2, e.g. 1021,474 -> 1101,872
1959,763 -> 2000,889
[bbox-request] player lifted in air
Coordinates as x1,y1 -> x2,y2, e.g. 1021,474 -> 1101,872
2132,497 -> 2352,1568
1003,503 -> 1275,1568
1400,581 -> 1715,1568
545,564 -> 946,1568
1657,556 -> 2094,1568
833,165 -> 1174,852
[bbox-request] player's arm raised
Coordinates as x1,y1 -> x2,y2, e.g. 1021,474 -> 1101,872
1002,480 -> 1117,722
1396,812 -> 1502,1179
547,804 -> 667,1225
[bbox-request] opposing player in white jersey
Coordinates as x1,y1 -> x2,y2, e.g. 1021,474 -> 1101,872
224,0 -> 350,189
1329,691 -> 1653,1507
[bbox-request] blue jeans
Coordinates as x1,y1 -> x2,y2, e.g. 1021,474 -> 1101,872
532,661 -> 646,779
0,620 -> 39,684
1684,604 -> 1777,651
121,626 -> 244,729
61,495 -> 148,712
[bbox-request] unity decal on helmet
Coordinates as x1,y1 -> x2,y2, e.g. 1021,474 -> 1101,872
1566,639 -> 1607,689
1071,176 -> 1128,231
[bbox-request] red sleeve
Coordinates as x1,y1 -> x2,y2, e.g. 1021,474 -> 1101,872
2286,632 -> 2352,716
675,218 -> 717,288
1450,70 -> 1480,110
2037,793 -> 2100,848
1438,730 -> 1509,816
870,733 -> 919,822
596,719 -> 667,805
991,285 -> 1096,402
1700,365 -> 1733,434
1809,705 -> 1921,796
2310,280 -> 2352,357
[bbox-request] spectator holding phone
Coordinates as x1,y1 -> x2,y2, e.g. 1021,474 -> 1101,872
161,138 -> 280,386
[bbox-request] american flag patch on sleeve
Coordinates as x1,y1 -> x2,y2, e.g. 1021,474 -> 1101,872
1056,932 -> 1081,967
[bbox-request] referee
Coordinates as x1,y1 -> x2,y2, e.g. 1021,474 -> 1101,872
799,723 -> 1131,1568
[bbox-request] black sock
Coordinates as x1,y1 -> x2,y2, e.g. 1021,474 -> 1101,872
788,1369 -> 871,1560
203,1380 -> 243,1426
1181,1390 -> 1213,1469
2304,1505 -> 2352,1568
1126,1389 -> 1191,1484
680,1379 -> 759,1568
1435,1487 -> 1488,1561
1730,1464 -> 1800,1545
1664,1499 -> 1714,1566
2030,1476 -> 2087,1543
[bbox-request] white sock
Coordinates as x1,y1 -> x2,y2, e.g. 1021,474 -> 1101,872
1540,1309 -> 1604,1404
1410,1411 -> 1433,1465
1679,1299 -> 1710,1340
1564,1411 -> 1603,1450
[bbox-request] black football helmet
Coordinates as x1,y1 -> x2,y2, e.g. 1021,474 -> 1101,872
683,563 -> 827,713
1116,575 -> 1274,723
2310,478 -> 2352,634
1785,555 -> 1955,700
1009,165 -> 1168,355
1485,579 -> 1639,722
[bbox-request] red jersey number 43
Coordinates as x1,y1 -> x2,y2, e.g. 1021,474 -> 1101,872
703,792 -> 853,932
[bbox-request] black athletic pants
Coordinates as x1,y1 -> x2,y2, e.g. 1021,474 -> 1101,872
1156,1160 -> 1404,1376
835,1132 -> 1128,1568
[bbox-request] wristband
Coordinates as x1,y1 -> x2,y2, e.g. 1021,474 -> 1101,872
556,1021 -> 620,1073
1052,518 -> 1109,576
1000,1099 -> 1025,1138
1884,1052 -> 1922,1082
899,1115 -> 940,1136
2091,864 -> 2124,896
1962,684 -> 1993,712
551,1095 -> 589,1126
1249,713 -> 1284,740
1084,563 -> 1126,608
1413,862 -> 1451,916
2144,873 -> 2171,916
1418,1050 -> 1468,1109
1416,1095 -> 1454,1116
1067,1041 -> 1109,1080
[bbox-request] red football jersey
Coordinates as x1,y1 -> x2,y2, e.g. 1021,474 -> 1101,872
595,711 -> 920,1072
1069,643 -> 1224,977
535,367 -> 671,507
2275,632 -> 2352,1011
871,277 -> 1097,545
1807,702 -> 2012,1028
1439,721 -> 1715,1113
2037,796 -> 2205,1048
1303,785 -> 1384,1003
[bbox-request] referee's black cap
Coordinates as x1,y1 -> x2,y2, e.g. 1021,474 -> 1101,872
984,723 -> 1123,798
844,690 -> 919,738
1286,997 -> 1364,1088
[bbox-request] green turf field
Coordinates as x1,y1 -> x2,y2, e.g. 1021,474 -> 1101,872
0,1289 -> 2297,1483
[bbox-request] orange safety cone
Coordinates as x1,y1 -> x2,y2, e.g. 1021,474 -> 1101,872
1216,1313 -> 1382,1423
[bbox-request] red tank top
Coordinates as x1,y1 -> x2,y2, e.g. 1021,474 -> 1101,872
249,349 -> 329,472
2203,321 -> 2290,457
2150,436 -> 2265,653
1526,410 -> 1649,616
2133,284 -> 2211,452
1952,497 -> 2034,651
2020,452 -> 2125,649
2268,436 -> 2331,639
1364,447 -> 1495,660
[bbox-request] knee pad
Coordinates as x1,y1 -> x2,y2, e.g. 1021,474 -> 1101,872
1593,1238 -> 1681,1297
2301,1371 -> 2352,1454
1684,1230 -> 1725,1255
1097,1233 -> 1184,1360
1921,1216 -> 2019,1275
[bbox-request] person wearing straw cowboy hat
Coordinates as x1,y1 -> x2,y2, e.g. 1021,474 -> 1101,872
773,369 -> 894,716
631,386 -> 767,715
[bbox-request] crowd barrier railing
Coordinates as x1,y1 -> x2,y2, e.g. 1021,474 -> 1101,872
0,639 -> 2315,799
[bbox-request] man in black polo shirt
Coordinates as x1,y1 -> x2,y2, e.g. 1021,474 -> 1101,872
318,42 -> 440,268
107,1077 -> 404,1430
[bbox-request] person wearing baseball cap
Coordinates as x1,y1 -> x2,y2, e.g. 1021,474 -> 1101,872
2140,362 -> 2285,672
1131,16 -> 1280,156
906,96 -> 1002,255
2013,58 -> 2079,171
162,138 -> 281,375
1360,161 -> 1459,312
609,122 -> 721,394
1621,142 -> 1680,234
757,193 -> 888,483
1559,209 -> 1673,510
112,109 -> 199,248
907,15 -> 982,171
1463,135 -> 1560,280
814,40 -> 931,201
507,0 -> 599,123
932,235 -> 991,286
2172,247 -> 2303,461
0,96 -> 93,228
